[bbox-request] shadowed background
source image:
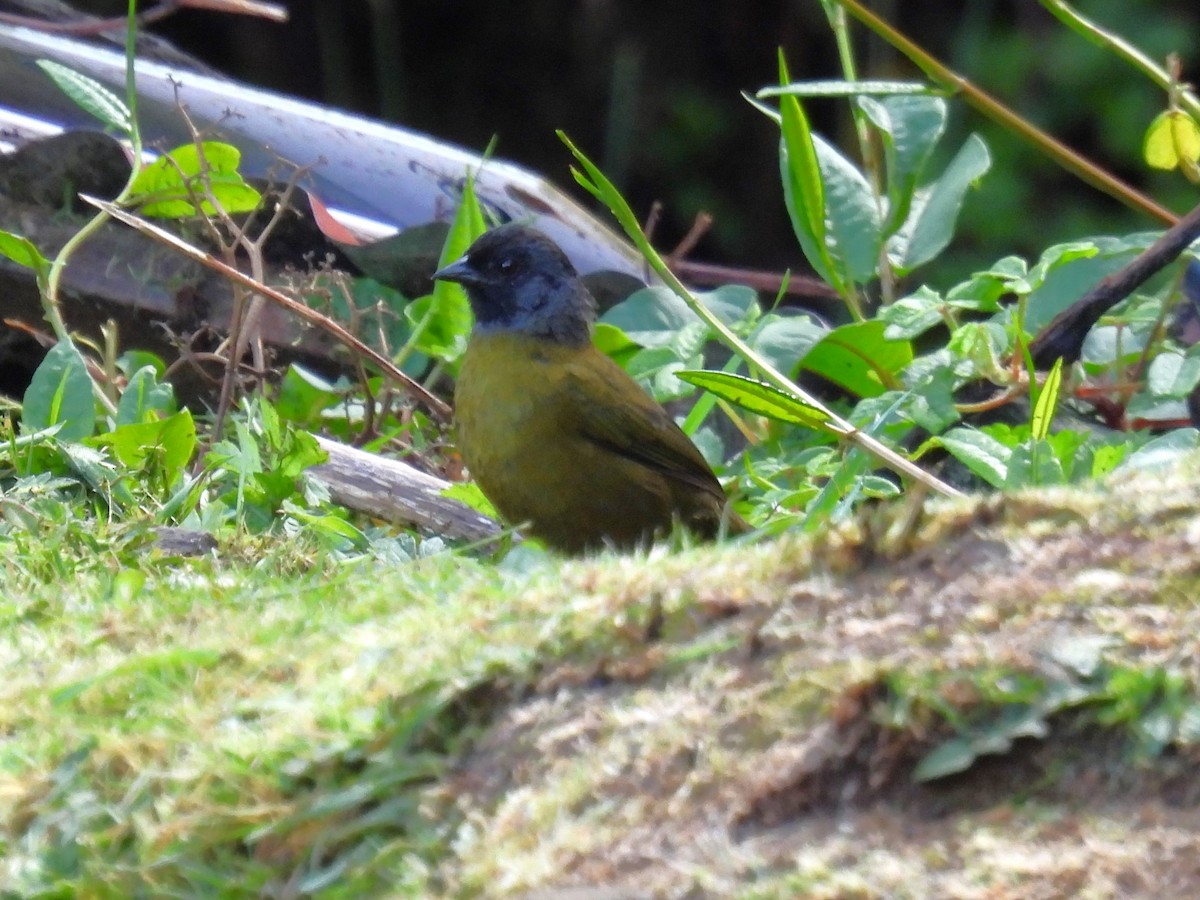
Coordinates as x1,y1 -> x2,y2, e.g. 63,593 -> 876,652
21,1 -> 1200,285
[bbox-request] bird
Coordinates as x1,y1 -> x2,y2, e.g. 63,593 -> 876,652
433,223 -> 750,554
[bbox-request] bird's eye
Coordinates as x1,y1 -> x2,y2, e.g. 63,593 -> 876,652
498,258 -> 513,272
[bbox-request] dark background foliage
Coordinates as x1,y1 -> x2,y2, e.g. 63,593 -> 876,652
72,1 -> 1200,284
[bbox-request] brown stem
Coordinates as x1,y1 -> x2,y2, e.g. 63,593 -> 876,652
1029,199 -> 1200,366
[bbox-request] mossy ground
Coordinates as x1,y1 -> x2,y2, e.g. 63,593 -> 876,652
4,461 -> 1200,898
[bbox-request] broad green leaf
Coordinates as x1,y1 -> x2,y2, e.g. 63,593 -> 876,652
129,142 -> 262,217
404,292 -> 471,361
947,321 -> 1007,381
416,173 -> 487,363
1146,350 -> 1200,398
0,231 -> 50,280
944,270 -> 1010,313
60,442 -> 133,506
442,481 -> 499,519
36,59 -> 131,134
116,366 -> 177,425
676,370 -> 831,429
1144,110 -> 1200,171
600,285 -> 757,348
800,320 -> 913,397
592,322 -> 639,369
859,94 -> 947,235
747,313 -> 827,375
1089,442 -> 1129,478
936,427 -> 1011,488
22,342 -> 95,441
1006,440 -> 1066,488
814,134 -> 883,285
1022,236 -> 1160,333
879,286 -> 946,340
1080,325 -> 1146,373
116,350 -> 166,378
1117,429 -> 1200,471
627,346 -> 701,402
92,410 -> 197,486
276,364 -> 340,425
913,737 -> 978,782
889,134 -> 991,275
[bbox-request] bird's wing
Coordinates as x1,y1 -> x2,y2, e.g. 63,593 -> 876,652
560,349 -> 727,500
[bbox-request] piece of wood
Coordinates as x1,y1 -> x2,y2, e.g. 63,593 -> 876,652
309,436 -> 501,543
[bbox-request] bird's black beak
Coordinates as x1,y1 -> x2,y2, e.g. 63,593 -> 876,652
432,256 -> 483,287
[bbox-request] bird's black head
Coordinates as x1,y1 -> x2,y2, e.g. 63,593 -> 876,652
432,224 -> 596,345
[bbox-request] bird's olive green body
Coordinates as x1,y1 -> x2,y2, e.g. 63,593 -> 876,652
456,330 -> 738,553
435,223 -> 748,554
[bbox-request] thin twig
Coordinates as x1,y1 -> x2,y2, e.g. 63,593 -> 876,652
79,194 -> 453,422
667,211 -> 713,265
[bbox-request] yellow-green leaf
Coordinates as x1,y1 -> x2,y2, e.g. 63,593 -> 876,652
1144,110 -> 1200,171
676,369 -> 831,430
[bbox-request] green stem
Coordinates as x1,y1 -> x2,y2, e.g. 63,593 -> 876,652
1040,0 -> 1200,125
41,0 -> 146,419
825,1 -> 894,305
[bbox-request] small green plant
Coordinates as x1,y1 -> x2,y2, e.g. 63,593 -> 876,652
878,641 -> 1200,782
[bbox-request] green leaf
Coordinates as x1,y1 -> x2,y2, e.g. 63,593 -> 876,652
116,366 -> 177,425
22,342 -> 95,441
129,142 -> 262,217
404,292 -> 472,361
947,321 -> 1007,381
36,59 -> 132,134
116,350 -> 167,378
747,313 -> 827,375
1005,440 -> 1067,488
1146,350 -> 1200,398
442,481 -> 498,519
814,134 -> 884,285
904,369 -> 961,433
800,320 -> 913,397
0,230 -> 50,280
600,285 -> 758,348
1021,237 -> 1159,332
936,427 -> 1011,488
913,737 -> 977,781
776,52 -> 837,289
1030,357 -> 1063,441
858,94 -> 947,235
889,134 -> 991,275
879,286 -> 947,340
276,364 -> 340,426
944,269 -> 1010,313
1079,324 -> 1145,373
1117,429 -> 1200,471
758,80 -> 935,99
1144,110 -> 1200,170
627,347 -> 701,402
92,410 -> 197,486
676,370 -> 831,429
419,169 -> 488,362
